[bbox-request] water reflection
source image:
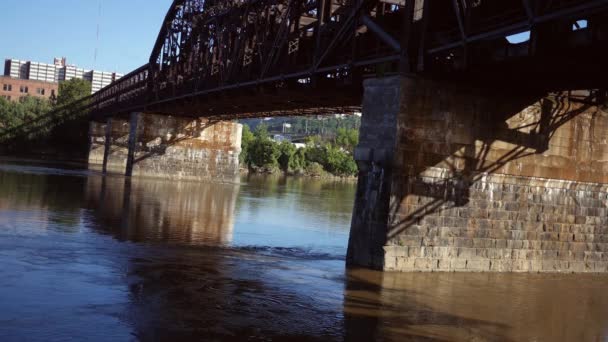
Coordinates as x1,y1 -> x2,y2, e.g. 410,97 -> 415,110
0,168 -> 86,233
1,164 -> 608,341
85,175 -> 239,246
344,269 -> 608,341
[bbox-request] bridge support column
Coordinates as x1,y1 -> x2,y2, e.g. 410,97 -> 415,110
119,112 -> 242,181
125,112 -> 140,177
348,76 -> 608,272
101,118 -> 112,174
88,118 -> 131,174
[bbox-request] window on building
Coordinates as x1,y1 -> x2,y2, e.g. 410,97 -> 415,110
36,88 -> 45,95
19,86 -> 28,93
51,89 -> 56,97
2,84 -> 12,91
1,95 -> 10,100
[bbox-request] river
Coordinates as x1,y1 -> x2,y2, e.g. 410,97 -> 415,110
0,162 -> 607,341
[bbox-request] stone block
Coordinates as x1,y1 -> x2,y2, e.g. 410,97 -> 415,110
414,258 -> 437,271
466,260 -> 490,271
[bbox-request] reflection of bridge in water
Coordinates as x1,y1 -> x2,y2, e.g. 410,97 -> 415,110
85,176 -> 239,246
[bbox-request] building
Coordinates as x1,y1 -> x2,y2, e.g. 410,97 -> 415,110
3,57 -> 123,95
0,76 -> 58,102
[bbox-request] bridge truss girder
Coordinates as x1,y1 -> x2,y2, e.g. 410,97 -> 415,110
87,0 -> 608,119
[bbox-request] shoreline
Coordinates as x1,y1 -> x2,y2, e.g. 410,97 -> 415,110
240,168 -> 358,181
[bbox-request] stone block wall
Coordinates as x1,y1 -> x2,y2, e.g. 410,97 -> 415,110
349,76 -> 608,272
385,170 -> 608,272
88,113 -> 242,182
129,113 -> 242,182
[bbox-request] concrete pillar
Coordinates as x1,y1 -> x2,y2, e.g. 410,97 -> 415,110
349,76 -> 608,272
89,112 -> 242,182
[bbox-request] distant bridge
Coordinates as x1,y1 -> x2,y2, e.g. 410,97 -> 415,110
65,0 -> 608,120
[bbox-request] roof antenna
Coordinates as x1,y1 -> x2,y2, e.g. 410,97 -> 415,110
94,0 -> 102,67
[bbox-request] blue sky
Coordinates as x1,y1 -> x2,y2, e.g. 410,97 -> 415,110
0,0 -> 171,74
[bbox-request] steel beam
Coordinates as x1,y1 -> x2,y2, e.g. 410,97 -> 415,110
361,14 -> 401,52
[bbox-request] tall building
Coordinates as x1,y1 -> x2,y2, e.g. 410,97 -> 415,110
3,57 -> 123,95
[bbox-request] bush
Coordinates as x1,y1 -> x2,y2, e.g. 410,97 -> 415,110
305,162 -> 325,177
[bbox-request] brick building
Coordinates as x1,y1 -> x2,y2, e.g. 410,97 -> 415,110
0,76 -> 58,102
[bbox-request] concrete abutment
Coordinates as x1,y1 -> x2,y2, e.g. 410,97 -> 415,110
348,76 -> 608,272
89,113 -> 242,182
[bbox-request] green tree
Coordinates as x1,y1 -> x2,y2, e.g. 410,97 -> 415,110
0,96 -> 53,142
324,145 -> 358,176
249,139 -> 279,170
335,128 -> 359,152
289,147 -> 307,172
0,97 -> 20,129
247,125 -> 280,171
240,124 -> 255,165
254,122 -> 270,140
55,78 -> 91,108
278,141 -> 296,172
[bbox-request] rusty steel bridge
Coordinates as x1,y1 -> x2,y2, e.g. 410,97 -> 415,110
73,0 -> 608,120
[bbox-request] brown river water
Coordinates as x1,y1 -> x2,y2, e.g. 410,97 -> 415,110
0,162 -> 607,341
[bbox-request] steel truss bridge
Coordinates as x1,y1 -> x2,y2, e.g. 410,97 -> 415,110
76,0 -> 608,120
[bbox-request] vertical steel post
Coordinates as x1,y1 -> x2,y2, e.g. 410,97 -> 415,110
125,112 -> 140,177
102,117 -> 112,174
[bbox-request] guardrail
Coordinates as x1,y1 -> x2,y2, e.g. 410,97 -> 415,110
88,64 -> 150,117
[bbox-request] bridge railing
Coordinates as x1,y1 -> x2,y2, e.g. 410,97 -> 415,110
88,64 -> 151,117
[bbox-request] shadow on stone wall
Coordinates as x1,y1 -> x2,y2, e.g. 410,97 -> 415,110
386,89 -> 603,241
133,118 -> 222,165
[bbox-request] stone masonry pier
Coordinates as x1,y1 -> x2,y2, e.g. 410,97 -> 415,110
348,76 -> 608,272
89,113 -> 242,182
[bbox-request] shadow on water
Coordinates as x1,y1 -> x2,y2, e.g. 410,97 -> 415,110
343,269 -> 608,341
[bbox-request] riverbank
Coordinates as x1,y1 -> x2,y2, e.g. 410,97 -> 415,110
241,166 -> 358,181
